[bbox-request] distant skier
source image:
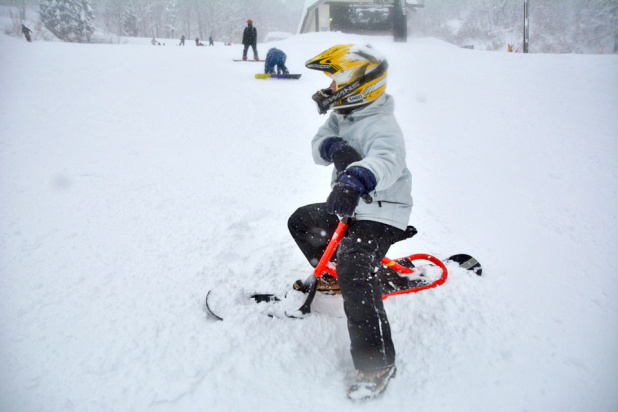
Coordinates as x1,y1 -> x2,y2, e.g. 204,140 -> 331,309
21,24 -> 32,42
289,44 -> 410,401
209,36 -> 214,46
264,48 -> 288,74
179,35 -> 185,46
242,19 -> 258,61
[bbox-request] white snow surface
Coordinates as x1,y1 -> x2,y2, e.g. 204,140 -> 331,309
1,32 -> 617,411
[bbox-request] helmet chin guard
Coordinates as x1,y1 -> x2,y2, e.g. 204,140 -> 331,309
311,87 -> 334,115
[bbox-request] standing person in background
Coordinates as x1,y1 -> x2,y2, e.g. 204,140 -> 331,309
242,19 -> 258,61
21,24 -> 32,42
179,35 -> 185,46
209,36 -> 214,46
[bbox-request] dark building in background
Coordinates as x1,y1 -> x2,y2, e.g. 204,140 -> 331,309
299,0 -> 424,42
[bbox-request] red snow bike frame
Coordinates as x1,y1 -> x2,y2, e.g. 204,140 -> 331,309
293,217 -> 449,316
312,217 -> 449,300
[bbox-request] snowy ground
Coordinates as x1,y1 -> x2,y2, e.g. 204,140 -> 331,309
0,31 -> 617,412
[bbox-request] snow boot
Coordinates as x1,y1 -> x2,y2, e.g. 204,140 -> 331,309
347,364 -> 396,401
242,56 -> 247,60
254,55 -> 260,61
316,274 -> 340,294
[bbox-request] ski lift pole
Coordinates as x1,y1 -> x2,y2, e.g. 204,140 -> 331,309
523,0 -> 529,53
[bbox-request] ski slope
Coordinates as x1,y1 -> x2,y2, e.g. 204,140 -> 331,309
0,31 -> 617,411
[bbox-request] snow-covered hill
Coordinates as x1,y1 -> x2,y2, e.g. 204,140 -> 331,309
1,32 -> 617,411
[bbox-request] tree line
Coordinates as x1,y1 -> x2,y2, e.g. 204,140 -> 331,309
2,0 -> 305,44
96,0 -> 305,44
410,0 -> 617,53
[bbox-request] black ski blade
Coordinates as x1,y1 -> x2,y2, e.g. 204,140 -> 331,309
250,293 -> 280,303
447,254 -> 482,276
205,290 -> 224,321
206,290 -> 282,321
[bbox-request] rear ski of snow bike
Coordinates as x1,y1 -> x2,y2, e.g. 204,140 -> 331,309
205,217 -> 482,320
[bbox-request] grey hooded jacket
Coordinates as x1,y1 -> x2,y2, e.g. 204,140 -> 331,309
311,94 -> 413,230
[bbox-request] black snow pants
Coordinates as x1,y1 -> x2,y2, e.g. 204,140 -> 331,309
243,43 -> 258,58
288,203 -> 404,372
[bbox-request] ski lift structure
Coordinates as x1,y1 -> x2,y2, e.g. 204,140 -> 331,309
299,0 -> 424,42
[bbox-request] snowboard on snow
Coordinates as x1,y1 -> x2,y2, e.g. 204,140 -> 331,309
233,59 -> 265,62
255,73 -> 302,80
205,253 -> 481,321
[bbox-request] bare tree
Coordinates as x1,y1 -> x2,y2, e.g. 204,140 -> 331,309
410,0 -> 616,53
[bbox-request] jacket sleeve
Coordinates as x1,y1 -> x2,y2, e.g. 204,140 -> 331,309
311,114 -> 340,166
351,115 -> 406,192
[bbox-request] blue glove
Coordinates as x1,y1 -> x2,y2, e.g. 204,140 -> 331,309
326,183 -> 360,217
326,166 -> 376,216
319,137 -> 363,172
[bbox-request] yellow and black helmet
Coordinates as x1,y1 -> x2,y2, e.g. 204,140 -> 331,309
305,44 -> 388,114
